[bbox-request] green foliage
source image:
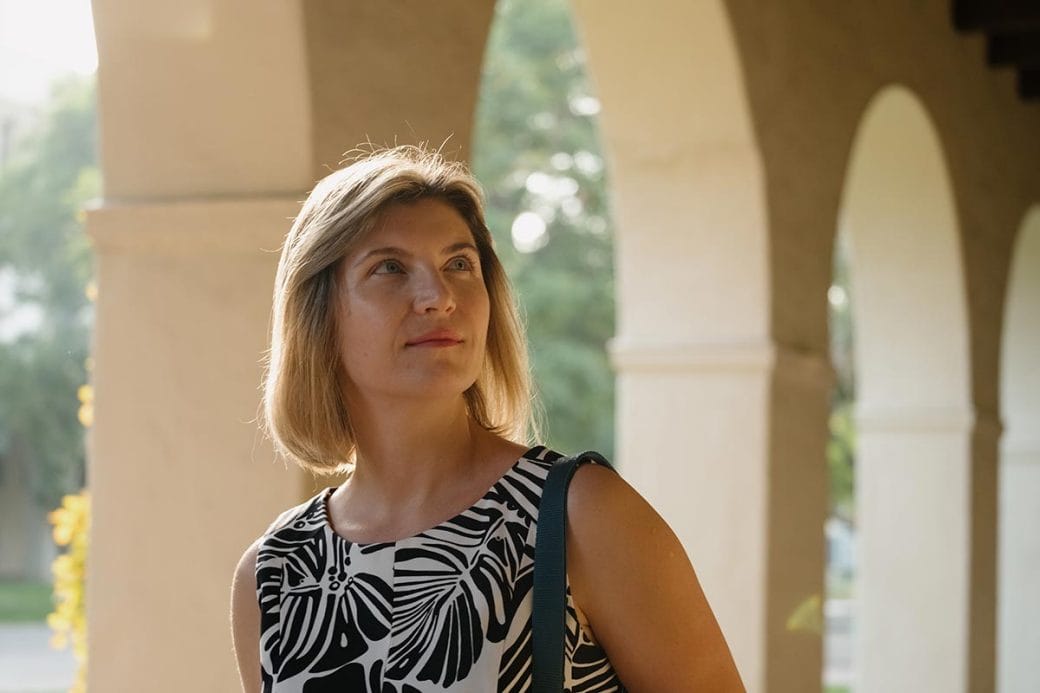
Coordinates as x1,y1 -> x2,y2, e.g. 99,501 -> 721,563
827,401 -> 855,521
828,233 -> 856,519
473,0 -> 615,457
0,75 -> 97,510
0,578 -> 54,622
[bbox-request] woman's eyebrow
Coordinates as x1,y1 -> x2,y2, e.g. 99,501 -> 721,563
353,246 -> 409,267
352,241 -> 478,268
443,241 -> 479,255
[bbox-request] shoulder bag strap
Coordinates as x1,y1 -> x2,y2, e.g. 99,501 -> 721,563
531,450 -> 617,692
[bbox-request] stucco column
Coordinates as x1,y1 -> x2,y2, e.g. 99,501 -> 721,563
997,209 -> 1040,693
998,434 -> 1040,693
85,198 -> 307,691
569,0 -> 836,676
854,406 -> 998,693
610,341 -> 831,692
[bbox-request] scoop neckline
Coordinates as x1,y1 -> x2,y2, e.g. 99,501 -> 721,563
320,445 -> 543,546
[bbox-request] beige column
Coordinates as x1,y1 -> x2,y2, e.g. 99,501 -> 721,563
610,342 -> 832,692
87,1 -> 314,689
854,407 -> 997,692
998,435 -> 1040,693
570,2 -> 831,688
997,208 -> 1040,693
85,198 -> 307,690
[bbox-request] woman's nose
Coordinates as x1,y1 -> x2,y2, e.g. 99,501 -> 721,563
412,270 -> 456,314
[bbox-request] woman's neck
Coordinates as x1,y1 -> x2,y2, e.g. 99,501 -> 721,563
344,395 -> 493,510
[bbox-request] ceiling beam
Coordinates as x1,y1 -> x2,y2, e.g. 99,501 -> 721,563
987,33 -> 1040,68
1019,68 -> 1040,99
954,0 -> 1040,33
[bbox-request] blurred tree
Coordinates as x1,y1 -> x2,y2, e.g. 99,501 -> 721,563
473,0 -> 615,457
828,232 -> 856,521
0,75 -> 97,510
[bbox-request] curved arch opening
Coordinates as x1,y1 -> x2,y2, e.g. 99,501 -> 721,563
835,83 -> 972,692
471,0 -> 617,457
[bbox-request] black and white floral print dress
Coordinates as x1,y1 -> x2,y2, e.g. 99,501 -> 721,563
255,445 -> 627,692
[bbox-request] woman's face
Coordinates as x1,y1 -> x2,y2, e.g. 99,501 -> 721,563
334,197 -> 491,405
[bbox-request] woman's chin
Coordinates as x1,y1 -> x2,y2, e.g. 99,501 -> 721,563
379,376 -> 480,403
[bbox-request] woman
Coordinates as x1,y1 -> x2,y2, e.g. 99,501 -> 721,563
230,145 -> 744,692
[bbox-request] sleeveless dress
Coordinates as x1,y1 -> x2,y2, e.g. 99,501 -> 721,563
254,445 -> 627,692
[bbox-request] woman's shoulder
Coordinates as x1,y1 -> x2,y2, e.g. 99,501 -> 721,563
522,448 -> 619,489
562,461 -> 747,690
259,488 -> 330,539
509,446 -> 620,492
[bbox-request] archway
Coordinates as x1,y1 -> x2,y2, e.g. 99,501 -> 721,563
839,84 -> 975,692
568,1 -> 795,689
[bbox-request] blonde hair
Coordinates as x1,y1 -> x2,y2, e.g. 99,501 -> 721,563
261,145 -> 534,475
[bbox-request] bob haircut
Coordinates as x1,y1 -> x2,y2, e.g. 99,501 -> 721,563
261,144 -> 534,475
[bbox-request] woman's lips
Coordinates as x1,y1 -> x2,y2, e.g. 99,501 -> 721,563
406,330 -> 463,346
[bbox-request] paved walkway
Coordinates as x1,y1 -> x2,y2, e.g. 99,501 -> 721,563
0,623 -> 76,693
824,598 -> 854,688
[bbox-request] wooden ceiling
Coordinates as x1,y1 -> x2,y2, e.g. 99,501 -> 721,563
953,0 -> 1040,101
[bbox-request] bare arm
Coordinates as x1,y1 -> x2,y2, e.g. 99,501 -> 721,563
230,538 -> 263,693
566,464 -> 745,692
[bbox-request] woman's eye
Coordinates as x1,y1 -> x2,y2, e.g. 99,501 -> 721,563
373,259 -> 404,274
448,256 -> 475,271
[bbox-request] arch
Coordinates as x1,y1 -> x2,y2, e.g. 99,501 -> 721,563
841,85 -> 970,413
839,84 -> 976,691
570,0 -> 767,345
300,0 -> 494,174
997,204 -> 1040,692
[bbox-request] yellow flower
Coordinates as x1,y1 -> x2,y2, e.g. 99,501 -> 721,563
78,403 -> 94,428
52,521 -> 73,547
48,489 -> 89,687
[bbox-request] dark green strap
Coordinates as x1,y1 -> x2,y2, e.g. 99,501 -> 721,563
531,450 -> 616,692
